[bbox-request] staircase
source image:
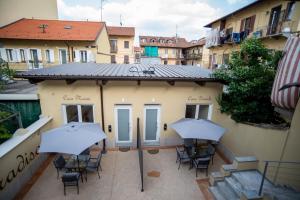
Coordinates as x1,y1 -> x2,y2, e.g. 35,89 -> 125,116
209,157 -> 300,200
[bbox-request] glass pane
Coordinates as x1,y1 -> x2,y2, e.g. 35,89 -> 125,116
145,109 -> 157,141
66,105 -> 78,123
61,50 -> 67,64
81,105 -> 93,122
198,105 -> 209,120
185,105 -> 196,118
118,109 -> 129,141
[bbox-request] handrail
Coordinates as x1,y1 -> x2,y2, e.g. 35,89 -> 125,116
263,160 -> 300,164
137,118 -> 144,192
258,160 -> 300,196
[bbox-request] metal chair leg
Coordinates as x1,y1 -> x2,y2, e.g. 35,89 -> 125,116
97,170 -> 100,179
178,160 -> 181,170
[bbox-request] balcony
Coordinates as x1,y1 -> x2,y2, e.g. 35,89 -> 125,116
110,46 -> 118,53
185,53 -> 203,60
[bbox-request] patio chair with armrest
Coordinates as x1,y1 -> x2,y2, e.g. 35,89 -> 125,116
86,152 -> 102,179
193,156 -> 210,177
207,144 -> 216,165
61,172 -> 80,195
176,146 -> 190,170
53,155 -> 66,179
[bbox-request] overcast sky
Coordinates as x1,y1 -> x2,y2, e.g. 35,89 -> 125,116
58,0 -> 255,44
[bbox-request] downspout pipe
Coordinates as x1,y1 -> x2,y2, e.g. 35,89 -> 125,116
97,80 -> 107,153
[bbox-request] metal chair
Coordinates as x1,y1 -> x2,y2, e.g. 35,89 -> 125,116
61,172 -> 80,195
208,144 -> 216,165
53,155 -> 66,179
86,153 -> 102,179
176,146 -> 191,169
193,156 -> 211,177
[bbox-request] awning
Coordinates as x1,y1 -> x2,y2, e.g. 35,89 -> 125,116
271,36 -> 300,110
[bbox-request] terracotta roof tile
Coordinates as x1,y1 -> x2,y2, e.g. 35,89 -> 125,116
139,36 -> 190,48
0,18 -> 105,41
107,26 -> 135,37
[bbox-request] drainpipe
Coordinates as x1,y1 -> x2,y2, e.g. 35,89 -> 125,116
97,80 -> 107,153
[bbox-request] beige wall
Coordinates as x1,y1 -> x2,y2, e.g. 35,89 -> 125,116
0,118 -> 52,199
109,36 -> 134,64
214,101 -> 300,189
0,0 -> 58,27
0,28 -> 111,71
38,80 -> 223,148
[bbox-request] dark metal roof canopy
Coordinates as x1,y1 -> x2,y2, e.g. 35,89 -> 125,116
15,63 -> 221,85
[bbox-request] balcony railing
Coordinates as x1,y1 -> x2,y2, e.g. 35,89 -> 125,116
254,20 -> 297,38
110,47 -> 118,53
184,53 -> 203,60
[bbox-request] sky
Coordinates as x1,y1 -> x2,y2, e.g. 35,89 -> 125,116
58,0 -> 256,44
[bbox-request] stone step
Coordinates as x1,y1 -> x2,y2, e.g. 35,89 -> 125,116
209,186 -> 226,200
216,181 -> 239,200
224,176 -> 243,196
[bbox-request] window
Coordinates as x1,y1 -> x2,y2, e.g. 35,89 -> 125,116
6,49 -> 13,62
20,49 -> 26,62
80,50 -> 87,63
163,60 -> 168,65
240,15 -> 255,34
124,41 -> 129,48
185,104 -> 211,120
45,49 -> 51,63
164,49 -> 168,54
124,55 -> 129,64
111,55 -> 116,63
110,39 -> 117,52
172,49 -> 176,55
285,2 -> 295,21
63,105 -> 94,123
223,54 -> 229,65
59,49 -> 67,64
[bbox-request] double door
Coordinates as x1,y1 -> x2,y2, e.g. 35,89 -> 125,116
115,105 -> 160,144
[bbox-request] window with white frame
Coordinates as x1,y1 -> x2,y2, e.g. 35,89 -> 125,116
45,49 -> 51,63
6,49 -> 14,62
20,49 -> 26,62
63,105 -> 94,123
185,104 -> 212,120
80,50 -> 87,63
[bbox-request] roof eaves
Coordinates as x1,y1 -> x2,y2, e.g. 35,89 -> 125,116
204,0 -> 260,28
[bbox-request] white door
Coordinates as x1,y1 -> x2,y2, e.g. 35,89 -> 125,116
144,105 -> 160,142
115,105 -> 132,143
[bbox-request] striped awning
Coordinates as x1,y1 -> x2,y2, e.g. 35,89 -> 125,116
271,36 -> 300,110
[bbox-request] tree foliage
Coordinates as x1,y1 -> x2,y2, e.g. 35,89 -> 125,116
213,38 -> 284,124
0,58 -> 15,91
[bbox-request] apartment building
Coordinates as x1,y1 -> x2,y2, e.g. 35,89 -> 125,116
107,26 -> 135,64
182,38 -> 210,68
0,0 -> 58,27
0,18 -> 111,71
204,0 -> 300,69
139,36 -> 189,65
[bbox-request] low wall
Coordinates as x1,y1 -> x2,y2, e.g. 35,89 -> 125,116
0,116 -> 52,200
214,101 -> 300,189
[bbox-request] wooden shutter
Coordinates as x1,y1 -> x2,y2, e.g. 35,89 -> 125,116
0,48 -> 7,61
49,49 -> 55,62
240,18 -> 245,32
37,49 -> 42,61
250,15 -> 256,32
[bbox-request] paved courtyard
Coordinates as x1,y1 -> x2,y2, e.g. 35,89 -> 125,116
24,148 -> 225,200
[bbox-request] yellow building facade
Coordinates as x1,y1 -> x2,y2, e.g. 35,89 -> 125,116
0,0 -> 58,27
107,26 -> 135,64
204,0 -> 300,68
0,19 -> 111,71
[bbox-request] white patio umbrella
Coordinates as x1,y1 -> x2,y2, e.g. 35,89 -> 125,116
39,122 -> 107,155
170,118 -> 226,141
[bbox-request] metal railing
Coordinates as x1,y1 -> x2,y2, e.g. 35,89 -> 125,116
258,160 -> 300,196
136,118 -> 144,192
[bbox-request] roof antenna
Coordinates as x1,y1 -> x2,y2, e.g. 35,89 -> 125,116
175,24 -> 178,43
100,0 -> 104,21
120,14 -> 123,26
